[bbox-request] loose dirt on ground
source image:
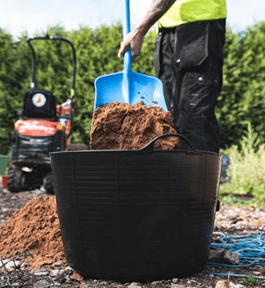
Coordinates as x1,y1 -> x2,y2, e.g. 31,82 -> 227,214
0,195 -> 66,271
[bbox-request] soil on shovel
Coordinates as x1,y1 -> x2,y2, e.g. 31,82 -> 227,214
90,101 -> 179,150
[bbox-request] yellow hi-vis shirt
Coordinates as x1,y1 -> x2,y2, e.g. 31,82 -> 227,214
158,0 -> 227,29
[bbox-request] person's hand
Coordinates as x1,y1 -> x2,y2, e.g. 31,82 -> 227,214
118,30 -> 144,62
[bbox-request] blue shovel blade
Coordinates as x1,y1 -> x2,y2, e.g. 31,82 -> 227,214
94,70 -> 168,111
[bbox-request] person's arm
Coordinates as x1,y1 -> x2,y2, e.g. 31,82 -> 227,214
118,0 -> 176,61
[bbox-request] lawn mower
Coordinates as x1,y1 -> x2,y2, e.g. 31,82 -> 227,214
8,34 -> 81,193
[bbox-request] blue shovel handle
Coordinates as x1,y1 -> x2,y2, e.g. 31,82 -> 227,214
123,0 -> 132,75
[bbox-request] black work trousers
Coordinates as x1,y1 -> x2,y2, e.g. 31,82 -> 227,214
154,19 -> 226,153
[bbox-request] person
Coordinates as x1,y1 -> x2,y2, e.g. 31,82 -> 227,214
118,0 -> 227,153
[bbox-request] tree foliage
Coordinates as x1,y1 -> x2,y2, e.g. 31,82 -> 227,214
0,29 -> 32,155
217,23 -> 265,148
0,22 -> 265,154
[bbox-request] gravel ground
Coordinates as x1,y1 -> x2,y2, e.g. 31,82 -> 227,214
0,178 -> 265,288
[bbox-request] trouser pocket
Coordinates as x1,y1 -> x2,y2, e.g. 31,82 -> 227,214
175,21 -> 210,71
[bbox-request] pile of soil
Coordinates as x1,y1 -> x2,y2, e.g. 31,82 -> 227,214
90,102 -> 179,150
0,195 -> 66,270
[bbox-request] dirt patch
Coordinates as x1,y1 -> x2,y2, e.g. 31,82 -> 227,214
90,102 -> 179,150
0,195 -> 66,270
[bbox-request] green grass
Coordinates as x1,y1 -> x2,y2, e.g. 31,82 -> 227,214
218,122 -> 265,209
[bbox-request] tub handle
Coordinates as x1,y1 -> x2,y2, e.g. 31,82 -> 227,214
140,133 -> 198,153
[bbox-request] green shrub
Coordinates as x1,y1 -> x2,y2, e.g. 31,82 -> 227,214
219,122 -> 265,208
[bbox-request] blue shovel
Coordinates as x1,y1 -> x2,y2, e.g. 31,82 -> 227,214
94,0 -> 168,111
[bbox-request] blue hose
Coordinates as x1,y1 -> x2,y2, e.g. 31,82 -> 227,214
206,225 -> 265,278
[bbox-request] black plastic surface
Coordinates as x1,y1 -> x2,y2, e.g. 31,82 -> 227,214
51,134 -> 221,281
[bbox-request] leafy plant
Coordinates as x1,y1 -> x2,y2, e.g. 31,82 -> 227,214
219,122 -> 265,208
229,268 -> 239,274
240,275 -> 263,285
5,155 -> 15,175
195,272 -> 205,276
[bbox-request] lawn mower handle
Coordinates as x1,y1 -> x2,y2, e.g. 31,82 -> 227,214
26,34 -> 76,99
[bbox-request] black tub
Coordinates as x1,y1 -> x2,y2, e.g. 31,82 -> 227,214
51,134 -> 221,281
